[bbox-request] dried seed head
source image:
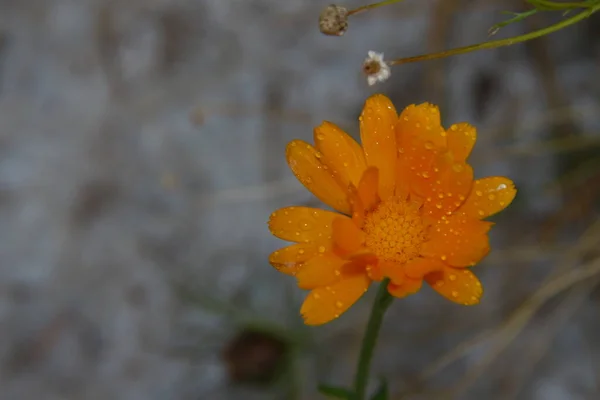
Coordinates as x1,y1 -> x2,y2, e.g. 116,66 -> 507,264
319,5 -> 348,36
223,329 -> 288,385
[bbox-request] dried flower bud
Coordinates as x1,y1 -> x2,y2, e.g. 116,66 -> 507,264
319,5 -> 348,36
363,51 -> 391,86
223,329 -> 288,385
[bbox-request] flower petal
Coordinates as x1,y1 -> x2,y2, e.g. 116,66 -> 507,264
332,217 -> 365,255
296,253 -> 348,289
387,278 -> 422,298
286,140 -> 351,214
447,122 -> 476,162
460,177 -> 517,219
403,257 -> 446,279
420,214 -> 492,267
300,274 -> 370,325
360,94 -> 398,200
357,167 -> 380,212
396,103 -> 446,150
425,266 -> 483,305
420,156 -> 474,221
268,207 -> 345,243
314,121 -> 367,189
269,243 -> 326,275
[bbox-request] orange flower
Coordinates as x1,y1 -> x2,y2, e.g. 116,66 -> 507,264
268,94 -> 516,325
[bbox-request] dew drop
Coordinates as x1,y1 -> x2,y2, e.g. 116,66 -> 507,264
299,220 -> 311,230
435,203 -> 442,209
424,141 -> 434,150
343,162 -> 349,167
471,296 -> 478,302
488,194 -> 496,200
452,163 -> 464,173
317,133 -> 325,141
335,301 -> 343,308
318,246 -> 326,253
475,190 -> 483,197
422,171 -> 430,178
449,274 -> 456,281
451,291 -> 459,298
298,249 -> 305,255
499,201 -> 506,206
441,255 -> 447,261
334,270 -> 341,276
478,210 -> 485,216
438,193 -> 444,199
314,293 -> 320,299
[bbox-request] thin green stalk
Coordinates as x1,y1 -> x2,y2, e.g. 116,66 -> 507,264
353,279 -> 394,400
348,0 -> 408,16
390,4 -> 600,66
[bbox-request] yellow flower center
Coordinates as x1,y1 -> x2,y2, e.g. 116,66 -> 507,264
363,197 -> 427,264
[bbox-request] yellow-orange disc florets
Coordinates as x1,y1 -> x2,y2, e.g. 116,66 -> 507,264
363,197 -> 427,264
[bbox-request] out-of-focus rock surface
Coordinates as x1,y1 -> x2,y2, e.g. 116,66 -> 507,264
0,1 -> 599,399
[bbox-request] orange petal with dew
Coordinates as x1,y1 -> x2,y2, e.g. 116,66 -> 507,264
387,279 -> 422,298
269,243 -> 327,275
420,214 -> 492,267
460,177 -> 517,219
314,121 -> 367,189
296,253 -> 348,289
357,167 -> 380,212
332,217 -> 365,255
396,103 -> 446,151
286,140 -> 351,214
420,157 -> 474,221
447,122 -> 476,162
360,94 -> 398,200
268,207 -> 344,243
425,266 -> 483,305
300,274 -> 370,325
403,257 -> 446,279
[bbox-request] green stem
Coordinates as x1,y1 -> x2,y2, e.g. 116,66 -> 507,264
353,279 -> 394,400
390,4 -> 600,66
348,0 -> 408,16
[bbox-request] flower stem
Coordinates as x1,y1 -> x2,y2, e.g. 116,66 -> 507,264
348,0 -> 408,16
353,279 -> 394,400
390,4 -> 600,66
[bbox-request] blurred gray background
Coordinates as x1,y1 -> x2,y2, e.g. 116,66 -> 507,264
0,0 -> 599,399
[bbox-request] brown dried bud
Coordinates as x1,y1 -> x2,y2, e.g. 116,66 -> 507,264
223,329 -> 288,385
319,5 -> 348,36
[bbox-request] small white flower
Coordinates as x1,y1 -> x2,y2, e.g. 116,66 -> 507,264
363,51 -> 391,86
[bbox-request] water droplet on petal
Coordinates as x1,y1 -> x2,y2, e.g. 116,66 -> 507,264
451,291 -> 459,298
314,293 -> 320,299
424,141 -> 434,150
488,194 -> 496,200
298,249 -> 305,255
299,220 -> 311,230
449,274 -> 456,281
452,163 -> 464,172
334,270 -> 341,276
335,301 -> 343,308
441,255 -> 447,261
475,190 -> 483,197
478,210 -> 485,216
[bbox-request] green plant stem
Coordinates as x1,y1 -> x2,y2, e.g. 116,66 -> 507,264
353,279 -> 394,400
390,4 -> 600,66
348,0 -> 408,16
